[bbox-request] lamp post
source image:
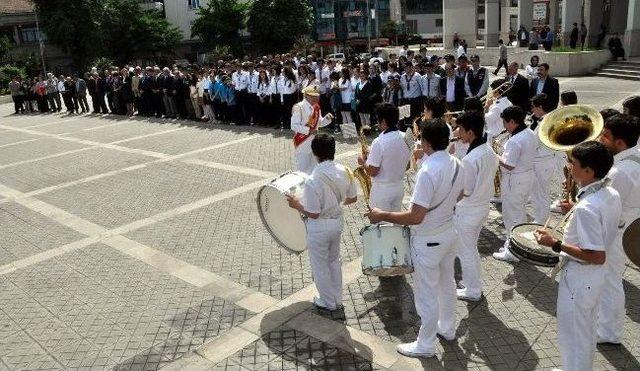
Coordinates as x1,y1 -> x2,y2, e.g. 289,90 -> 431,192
366,0 -> 372,52
33,6 -> 47,76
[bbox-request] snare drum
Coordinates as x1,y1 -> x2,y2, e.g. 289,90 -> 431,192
360,224 -> 413,276
509,223 -> 561,267
257,171 -> 308,253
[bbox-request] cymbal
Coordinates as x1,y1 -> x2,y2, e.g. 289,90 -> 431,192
623,218 -> 640,267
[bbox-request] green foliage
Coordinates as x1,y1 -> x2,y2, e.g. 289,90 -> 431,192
191,0 -> 248,55
381,21 -> 398,41
91,57 -> 116,72
0,35 -> 12,61
13,52 -> 40,76
33,0 -> 181,69
0,65 -> 26,88
248,0 -> 314,54
291,36 -> 316,56
203,45 -> 232,64
551,46 -> 602,53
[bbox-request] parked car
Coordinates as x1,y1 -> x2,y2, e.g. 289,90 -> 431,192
326,53 -> 345,62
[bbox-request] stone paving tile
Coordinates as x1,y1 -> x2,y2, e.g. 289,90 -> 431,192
115,125 -> 249,155
0,137 -> 88,166
38,161 -> 262,228
69,119 -> 185,143
0,130 -> 41,146
34,118 -> 124,134
0,202 -> 85,265
0,147 -> 154,193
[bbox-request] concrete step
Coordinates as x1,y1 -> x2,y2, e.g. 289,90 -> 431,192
595,72 -> 640,81
600,68 -> 640,76
610,60 -> 640,67
607,64 -> 640,71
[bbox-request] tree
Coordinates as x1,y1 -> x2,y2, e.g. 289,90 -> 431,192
101,0 -> 182,65
191,0 -> 248,55
381,21 -> 398,43
32,0 -> 103,70
0,35 -> 12,62
248,0 -> 314,54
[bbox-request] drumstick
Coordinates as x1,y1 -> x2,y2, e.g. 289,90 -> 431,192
542,215 -> 552,230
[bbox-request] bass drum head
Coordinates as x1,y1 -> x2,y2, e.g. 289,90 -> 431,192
509,223 -> 561,267
623,218 -> 640,267
360,224 -> 413,276
257,184 -> 307,253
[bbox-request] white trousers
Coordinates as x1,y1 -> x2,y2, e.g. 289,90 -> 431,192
531,158 -> 555,224
557,261 -> 604,371
501,171 -> 534,250
295,150 -> 317,175
454,205 -> 489,297
597,232 -> 626,342
307,218 -> 343,309
370,182 -> 404,211
411,229 -> 458,351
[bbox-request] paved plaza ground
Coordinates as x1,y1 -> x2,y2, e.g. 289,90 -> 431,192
0,75 -> 639,370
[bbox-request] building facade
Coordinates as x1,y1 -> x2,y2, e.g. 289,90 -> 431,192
311,0 -> 391,50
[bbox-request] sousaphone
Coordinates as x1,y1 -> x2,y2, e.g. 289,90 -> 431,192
623,218 -> 640,267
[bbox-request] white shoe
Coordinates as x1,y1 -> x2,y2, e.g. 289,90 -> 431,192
437,332 -> 456,341
312,296 -> 336,311
456,288 -> 482,302
396,341 -> 436,358
493,249 -> 520,262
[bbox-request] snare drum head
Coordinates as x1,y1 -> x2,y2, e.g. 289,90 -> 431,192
257,172 -> 307,253
509,223 -> 561,267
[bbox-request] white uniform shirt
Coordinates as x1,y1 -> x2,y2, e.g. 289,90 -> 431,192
339,79 -> 353,103
532,114 -> 554,159
502,128 -> 537,174
317,66 -> 332,94
366,129 -> 411,184
247,71 -> 259,94
400,73 -> 422,99
281,78 -> 297,95
411,151 -> 463,235
303,161 -> 357,219
458,142 -> 500,208
608,147 -> 640,225
485,98 -> 512,137
57,81 -> 65,92
562,180 -> 622,262
256,81 -> 272,98
291,99 -> 331,136
270,75 -> 283,96
421,73 -> 441,98
380,70 -> 391,86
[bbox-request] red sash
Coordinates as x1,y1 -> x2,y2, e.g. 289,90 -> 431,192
293,103 -> 321,148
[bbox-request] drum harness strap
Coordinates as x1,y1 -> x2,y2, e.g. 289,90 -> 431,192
317,172 -> 345,220
550,178 -> 610,278
427,159 -> 460,213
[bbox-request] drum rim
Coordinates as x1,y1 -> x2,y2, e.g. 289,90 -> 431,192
362,264 -> 415,276
509,222 -> 560,267
256,184 -> 306,254
360,223 -> 410,235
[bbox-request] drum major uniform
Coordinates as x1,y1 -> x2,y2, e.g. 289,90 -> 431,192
291,86 -> 333,174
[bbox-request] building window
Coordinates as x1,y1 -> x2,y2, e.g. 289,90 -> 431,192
406,20 -> 417,34
188,0 -> 201,10
19,27 -> 46,44
435,19 -> 443,27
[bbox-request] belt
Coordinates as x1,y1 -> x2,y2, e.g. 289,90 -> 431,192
550,255 -> 591,278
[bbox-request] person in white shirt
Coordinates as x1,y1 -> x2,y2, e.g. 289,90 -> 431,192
524,55 -> 540,81
464,55 -> 489,99
246,63 -> 260,125
484,79 -> 512,144
290,85 -> 334,174
287,134 -> 358,311
400,64 -> 423,121
421,61 -> 441,98
454,112 -> 500,301
359,103 -> 411,212
596,114 -> 640,345
535,141 -> 621,371
366,119 -> 463,358
339,68 -> 355,126
255,70 -> 272,126
493,106 -> 537,262
529,94 -> 556,224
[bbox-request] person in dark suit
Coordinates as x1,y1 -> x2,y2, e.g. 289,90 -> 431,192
504,62 -> 531,112
569,23 -> 579,49
439,65 -> 466,111
529,63 -> 560,111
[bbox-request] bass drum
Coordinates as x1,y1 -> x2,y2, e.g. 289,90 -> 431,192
257,171 -> 308,253
509,223 -> 561,267
360,224 -> 413,276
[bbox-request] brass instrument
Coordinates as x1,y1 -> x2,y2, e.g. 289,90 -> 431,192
492,130 -> 511,198
481,80 -> 513,105
353,127 -> 372,208
537,104 -> 604,202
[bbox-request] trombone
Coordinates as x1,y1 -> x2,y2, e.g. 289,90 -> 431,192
481,80 -> 513,105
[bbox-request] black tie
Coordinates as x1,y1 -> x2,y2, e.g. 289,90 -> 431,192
531,116 -> 539,131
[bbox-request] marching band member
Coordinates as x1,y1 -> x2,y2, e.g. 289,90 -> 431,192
529,94 -> 556,224
359,103 -> 411,211
596,114 -> 640,345
493,106 -> 537,262
455,112 -> 499,301
291,85 -> 334,174
366,119 -> 462,358
287,134 -> 358,311
535,141 -> 621,371
484,79 -> 512,144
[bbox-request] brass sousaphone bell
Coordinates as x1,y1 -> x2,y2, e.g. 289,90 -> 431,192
538,104 -> 604,152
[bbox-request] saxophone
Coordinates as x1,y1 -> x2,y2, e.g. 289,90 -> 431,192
353,127 -> 372,208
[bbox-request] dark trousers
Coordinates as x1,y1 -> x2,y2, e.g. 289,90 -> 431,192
77,93 -> 89,112
281,94 -> 296,129
62,92 -> 75,112
53,92 -> 62,111
271,95 -> 283,127
12,95 -> 24,113
47,93 -> 57,111
570,38 -> 577,49
494,58 -> 508,74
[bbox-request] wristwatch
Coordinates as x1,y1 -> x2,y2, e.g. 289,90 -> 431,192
552,240 -> 563,253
